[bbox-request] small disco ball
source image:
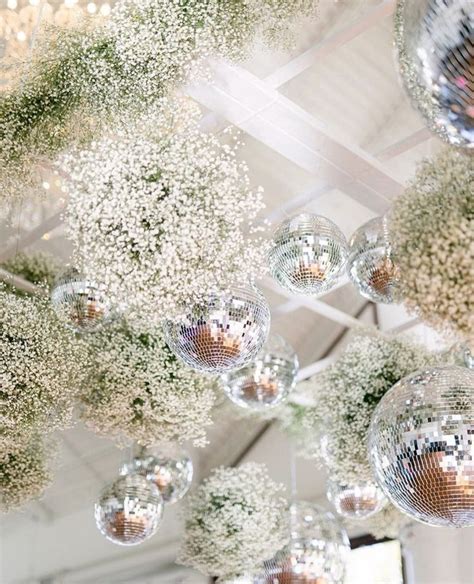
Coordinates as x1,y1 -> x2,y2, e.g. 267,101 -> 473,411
255,502 -> 350,584
221,333 -> 299,410
327,480 -> 387,520
51,267 -> 113,333
348,216 -> 400,304
95,473 -> 163,546
121,447 -> 193,504
369,366 -> 474,527
395,0 -> 474,148
268,213 -> 348,296
163,285 -> 270,374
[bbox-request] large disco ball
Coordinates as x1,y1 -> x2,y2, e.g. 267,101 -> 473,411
395,0 -> 474,148
121,447 -> 193,504
163,285 -> 270,374
348,216 -> 400,304
268,214 -> 348,296
51,267 -> 113,333
327,480 -> 387,520
95,473 -> 163,545
369,366 -> 474,527
255,502 -> 350,584
221,334 -> 299,410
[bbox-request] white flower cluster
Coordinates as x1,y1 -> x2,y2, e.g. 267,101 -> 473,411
289,332 -> 435,484
80,320 -> 217,447
1,251 -> 60,293
1,0 -> 318,199
390,150 -> 473,343
0,286 -> 89,452
0,436 -> 55,513
63,99 -> 267,322
178,462 -> 288,579
348,503 -> 411,541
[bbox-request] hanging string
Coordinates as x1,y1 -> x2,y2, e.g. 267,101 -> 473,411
289,440 -> 297,502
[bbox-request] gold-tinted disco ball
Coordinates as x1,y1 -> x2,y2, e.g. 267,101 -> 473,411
348,216 -> 400,304
268,214 -> 348,296
95,473 -> 163,546
163,285 -> 270,374
395,0 -> 474,148
327,480 -> 387,520
121,447 -> 193,504
51,267 -> 113,333
369,366 -> 474,527
221,333 -> 299,410
255,502 -> 350,584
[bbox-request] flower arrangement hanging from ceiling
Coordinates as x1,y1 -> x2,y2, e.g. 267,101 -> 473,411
305,331 -> 436,484
80,320 -> 217,447
177,463 -> 288,581
0,0 -> 319,199
0,284 -> 89,452
0,251 -> 60,295
63,99 -> 267,323
389,150 -> 474,344
0,435 -> 56,513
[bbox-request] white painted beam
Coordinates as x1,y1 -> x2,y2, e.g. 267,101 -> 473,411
265,0 -> 397,89
0,267 -> 46,296
188,60 -> 403,215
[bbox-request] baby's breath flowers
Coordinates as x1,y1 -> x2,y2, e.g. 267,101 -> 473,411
283,332 -> 435,484
1,0 -> 318,199
0,436 -> 55,513
178,463 -> 288,580
63,100 -> 267,322
390,150 -> 474,344
349,503 -> 412,541
0,285 -> 89,452
81,320 -> 217,447
1,251 -> 60,294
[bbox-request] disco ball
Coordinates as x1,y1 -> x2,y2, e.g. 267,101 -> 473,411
255,502 -> 350,584
163,285 -> 270,374
395,0 -> 474,148
95,473 -> 163,545
268,214 -> 348,296
348,216 -> 400,304
369,366 -> 474,527
327,480 -> 387,520
51,267 -> 113,333
221,334 -> 299,410
121,447 -> 193,504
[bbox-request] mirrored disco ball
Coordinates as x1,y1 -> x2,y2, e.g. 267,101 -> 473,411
327,480 -> 387,520
163,285 -> 270,374
221,334 -> 299,410
95,473 -> 163,545
255,502 -> 350,584
369,366 -> 474,527
268,214 -> 348,296
395,0 -> 474,148
348,216 -> 400,304
51,267 -> 113,333
121,447 -> 193,504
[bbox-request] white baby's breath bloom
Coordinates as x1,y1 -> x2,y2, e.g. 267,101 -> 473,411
0,0 -> 319,199
348,503 -> 411,541
80,321 -> 217,447
273,331 -> 435,484
0,286 -> 89,451
390,150 -> 473,344
178,463 -> 288,579
63,99 -> 267,322
0,436 -> 55,513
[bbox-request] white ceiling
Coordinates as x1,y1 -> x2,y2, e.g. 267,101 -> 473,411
1,2 -> 471,583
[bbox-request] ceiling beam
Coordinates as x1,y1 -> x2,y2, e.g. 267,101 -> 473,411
187,61 -> 403,215
265,0 -> 397,89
